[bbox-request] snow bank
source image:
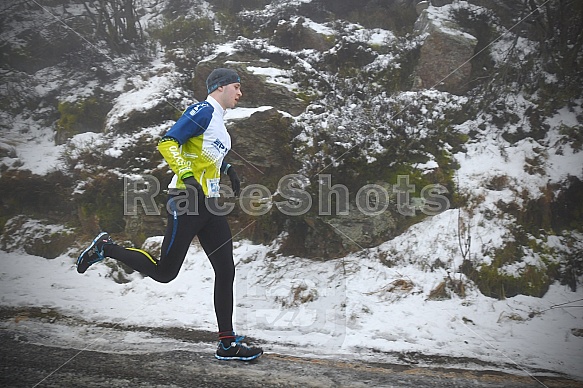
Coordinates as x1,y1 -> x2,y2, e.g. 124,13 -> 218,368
1,238 -> 581,379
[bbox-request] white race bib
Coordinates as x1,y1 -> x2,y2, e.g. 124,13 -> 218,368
206,178 -> 221,198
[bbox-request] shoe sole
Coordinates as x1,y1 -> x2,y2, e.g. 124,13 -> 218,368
76,232 -> 108,272
214,352 -> 263,361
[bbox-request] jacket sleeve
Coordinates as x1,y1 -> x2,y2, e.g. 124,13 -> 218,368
157,137 -> 193,180
157,102 -> 214,180
164,102 -> 213,144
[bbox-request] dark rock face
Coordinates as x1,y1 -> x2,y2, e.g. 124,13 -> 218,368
2,0 -> 580,274
0,216 -> 76,259
273,18 -> 335,52
414,9 -> 478,95
192,57 -> 307,116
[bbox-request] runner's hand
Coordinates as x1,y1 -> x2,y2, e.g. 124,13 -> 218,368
227,167 -> 241,197
183,176 -> 203,212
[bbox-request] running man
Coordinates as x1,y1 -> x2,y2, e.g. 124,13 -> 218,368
77,68 -> 263,361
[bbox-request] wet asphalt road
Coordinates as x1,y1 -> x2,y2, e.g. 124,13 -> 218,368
1,308 -> 581,388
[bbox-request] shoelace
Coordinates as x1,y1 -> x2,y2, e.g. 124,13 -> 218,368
95,238 -> 113,260
221,335 -> 250,350
233,335 -> 251,350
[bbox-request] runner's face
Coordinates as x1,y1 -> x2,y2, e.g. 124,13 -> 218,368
219,83 -> 242,109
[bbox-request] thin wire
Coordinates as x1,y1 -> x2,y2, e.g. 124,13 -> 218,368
550,298 -> 583,307
31,302 -> 148,388
533,297 -> 583,314
443,310 -> 550,388
29,0 -> 114,62
312,0 -> 554,177
327,222 -> 365,251
31,219 -> 257,387
228,148 -> 265,175
21,0 -> 263,357
25,1 -> 558,385
262,6 -> 558,382
28,0 -> 264,175
206,219 -> 257,258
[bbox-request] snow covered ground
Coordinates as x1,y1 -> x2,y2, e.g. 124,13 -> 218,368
1,224 -> 582,381
1,1 -> 582,384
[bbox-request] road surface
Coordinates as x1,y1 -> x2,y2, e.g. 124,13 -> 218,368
1,307 -> 581,388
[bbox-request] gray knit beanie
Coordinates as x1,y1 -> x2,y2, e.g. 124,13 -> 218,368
206,68 -> 240,94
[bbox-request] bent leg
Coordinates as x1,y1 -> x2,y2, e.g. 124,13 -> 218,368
103,244 -> 160,277
103,196 -> 206,283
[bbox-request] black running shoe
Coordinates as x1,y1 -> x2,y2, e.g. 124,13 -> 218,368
215,335 -> 263,361
76,232 -> 114,274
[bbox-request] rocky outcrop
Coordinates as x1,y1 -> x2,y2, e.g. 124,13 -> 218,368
228,108 -> 298,174
225,108 -> 300,244
275,202 -> 398,260
413,6 -> 478,94
123,213 -> 166,249
273,18 -> 335,52
279,216 -> 349,260
324,203 -> 397,250
431,0 -> 454,6
416,1 -> 430,15
192,56 -> 308,116
0,216 -> 76,259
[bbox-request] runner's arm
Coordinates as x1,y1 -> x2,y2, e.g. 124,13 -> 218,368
157,103 -> 213,180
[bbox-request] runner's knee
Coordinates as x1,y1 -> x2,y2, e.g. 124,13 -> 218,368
152,267 -> 181,283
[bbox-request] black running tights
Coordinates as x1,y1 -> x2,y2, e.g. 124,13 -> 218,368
103,195 -> 235,333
